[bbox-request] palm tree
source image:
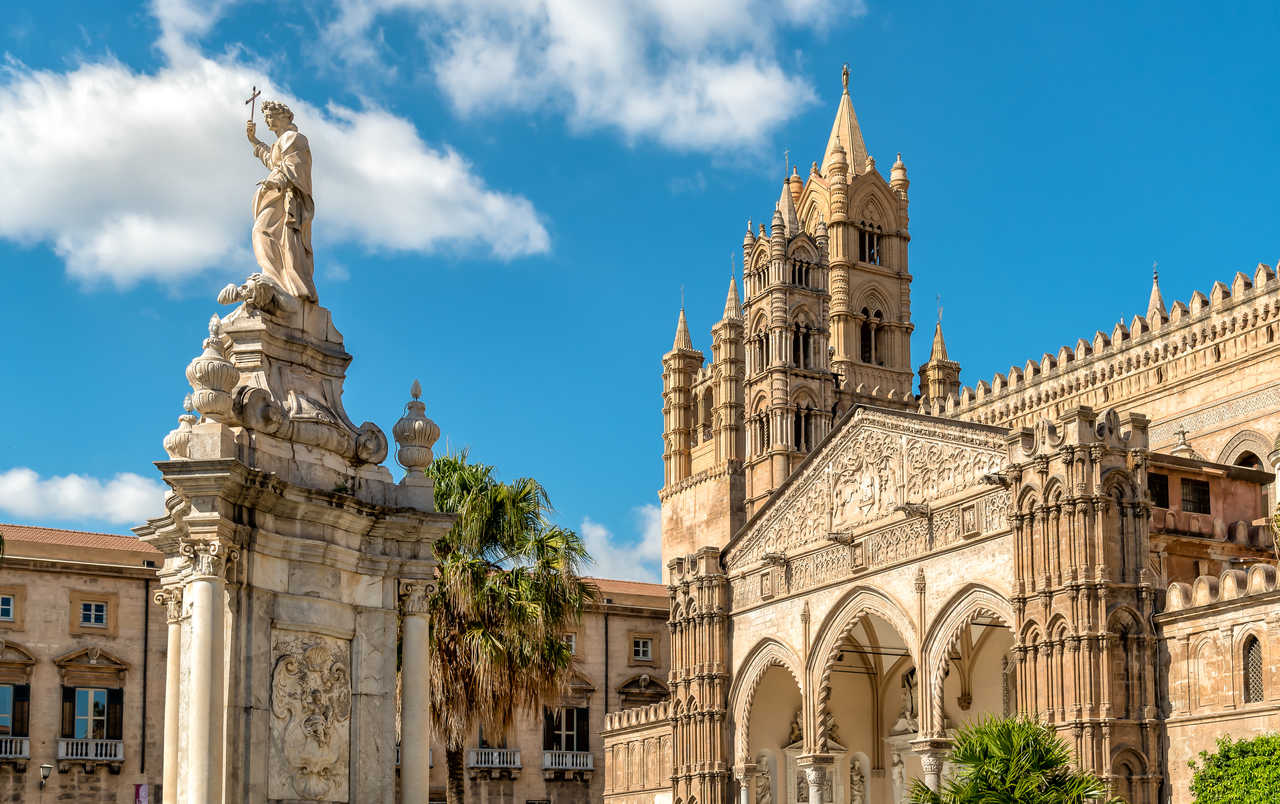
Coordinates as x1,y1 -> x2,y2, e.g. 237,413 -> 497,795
908,717 -> 1120,804
425,452 -> 595,804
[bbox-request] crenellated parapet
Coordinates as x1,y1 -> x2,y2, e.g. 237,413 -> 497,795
944,264 -> 1280,444
602,701 -> 670,734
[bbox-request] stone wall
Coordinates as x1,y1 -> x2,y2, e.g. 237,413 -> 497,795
602,702 -> 673,804
1159,565 -> 1280,803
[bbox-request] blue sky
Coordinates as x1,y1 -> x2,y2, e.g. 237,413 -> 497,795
0,0 -> 1277,581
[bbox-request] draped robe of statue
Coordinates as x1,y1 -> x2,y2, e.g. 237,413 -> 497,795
251,126 -> 317,301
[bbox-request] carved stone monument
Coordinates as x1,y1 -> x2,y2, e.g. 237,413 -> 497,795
136,100 -> 450,803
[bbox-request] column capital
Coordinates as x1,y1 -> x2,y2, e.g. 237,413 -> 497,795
179,538 -> 239,580
153,587 -> 184,623
399,579 -> 434,615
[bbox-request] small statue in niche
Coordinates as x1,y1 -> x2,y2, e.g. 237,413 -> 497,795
849,761 -> 865,804
755,756 -> 772,804
890,752 -> 906,804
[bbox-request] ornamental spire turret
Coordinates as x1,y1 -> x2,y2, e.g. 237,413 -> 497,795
722,273 -> 742,321
1147,263 -> 1167,320
821,64 -> 868,176
673,307 -> 695,352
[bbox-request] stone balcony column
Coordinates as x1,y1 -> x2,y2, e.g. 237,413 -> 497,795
910,736 -> 953,793
181,540 -> 235,804
400,580 -> 433,804
153,588 -> 183,804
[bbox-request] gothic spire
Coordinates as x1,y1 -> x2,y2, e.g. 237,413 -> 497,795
929,321 -> 949,362
821,64 -> 869,176
1147,263 -> 1167,320
777,174 -> 800,238
673,307 -> 694,351
722,274 -> 742,321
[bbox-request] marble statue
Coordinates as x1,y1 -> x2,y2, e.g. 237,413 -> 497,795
890,752 -> 906,804
756,756 -> 772,804
246,100 -> 317,302
849,761 -> 865,804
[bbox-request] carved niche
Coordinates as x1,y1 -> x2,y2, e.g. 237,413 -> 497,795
269,633 -> 353,801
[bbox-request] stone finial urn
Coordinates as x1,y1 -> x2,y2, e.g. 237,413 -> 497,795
393,380 -> 441,474
185,315 -> 239,419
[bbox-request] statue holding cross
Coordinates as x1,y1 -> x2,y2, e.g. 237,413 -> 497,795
243,93 -> 318,302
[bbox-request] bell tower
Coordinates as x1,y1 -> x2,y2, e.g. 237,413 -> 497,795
801,66 -> 916,413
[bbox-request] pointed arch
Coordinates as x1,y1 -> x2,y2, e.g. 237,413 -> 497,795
921,584 -> 1015,737
729,638 -> 805,763
807,587 -> 916,751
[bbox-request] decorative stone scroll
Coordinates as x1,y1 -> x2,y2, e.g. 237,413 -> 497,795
399,579 -> 432,615
179,540 -> 239,579
726,409 -> 1005,571
269,633 -> 352,801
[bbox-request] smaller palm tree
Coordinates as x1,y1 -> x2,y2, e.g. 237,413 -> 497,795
908,717 -> 1121,804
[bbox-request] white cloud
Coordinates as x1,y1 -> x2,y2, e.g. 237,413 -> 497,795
0,3 -> 549,287
0,467 -> 168,526
321,0 -> 863,150
580,503 -> 662,583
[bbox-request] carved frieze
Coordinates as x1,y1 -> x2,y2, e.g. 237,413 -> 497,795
269,633 -> 353,801
726,409 -> 1004,570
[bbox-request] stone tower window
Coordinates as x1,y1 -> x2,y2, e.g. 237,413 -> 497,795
1244,635 -> 1264,703
857,223 -> 882,265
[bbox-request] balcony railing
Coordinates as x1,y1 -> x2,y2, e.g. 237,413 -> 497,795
467,748 -> 521,769
543,750 -> 593,771
0,736 -> 29,759
58,738 -> 124,762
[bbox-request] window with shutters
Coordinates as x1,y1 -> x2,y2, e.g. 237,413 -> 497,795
0,684 -> 29,736
61,686 -> 123,740
1244,636 -> 1264,704
543,706 -> 589,752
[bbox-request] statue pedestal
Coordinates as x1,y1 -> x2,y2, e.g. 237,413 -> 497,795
138,292 -> 450,803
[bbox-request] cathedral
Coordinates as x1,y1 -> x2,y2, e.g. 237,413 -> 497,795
600,67 -> 1280,804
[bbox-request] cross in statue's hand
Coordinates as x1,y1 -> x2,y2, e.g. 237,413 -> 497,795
245,86 -> 262,122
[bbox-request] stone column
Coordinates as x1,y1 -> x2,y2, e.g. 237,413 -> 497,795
181,540 -> 233,804
734,762 -> 757,804
910,737 -> 952,794
154,588 -> 183,804
797,755 -> 832,804
400,580 -> 433,804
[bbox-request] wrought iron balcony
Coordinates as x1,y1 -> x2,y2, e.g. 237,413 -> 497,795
467,748 -> 521,769
58,738 -> 124,762
0,736 -> 29,759
542,750 -> 593,771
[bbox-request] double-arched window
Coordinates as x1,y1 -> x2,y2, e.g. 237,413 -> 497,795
859,308 -> 885,365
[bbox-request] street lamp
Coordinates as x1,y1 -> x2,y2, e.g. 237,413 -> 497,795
39,764 -> 53,788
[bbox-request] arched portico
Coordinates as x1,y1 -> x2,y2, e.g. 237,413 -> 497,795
920,585 -> 1016,739
806,587 -> 920,804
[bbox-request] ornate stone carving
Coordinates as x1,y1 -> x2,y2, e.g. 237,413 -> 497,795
179,540 -> 239,579
153,588 -> 183,623
399,580 -> 433,615
727,410 -> 1004,570
162,395 -> 200,459
393,379 -> 441,473
756,756 -> 772,804
849,762 -> 865,804
270,634 -> 352,801
186,316 -> 239,420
